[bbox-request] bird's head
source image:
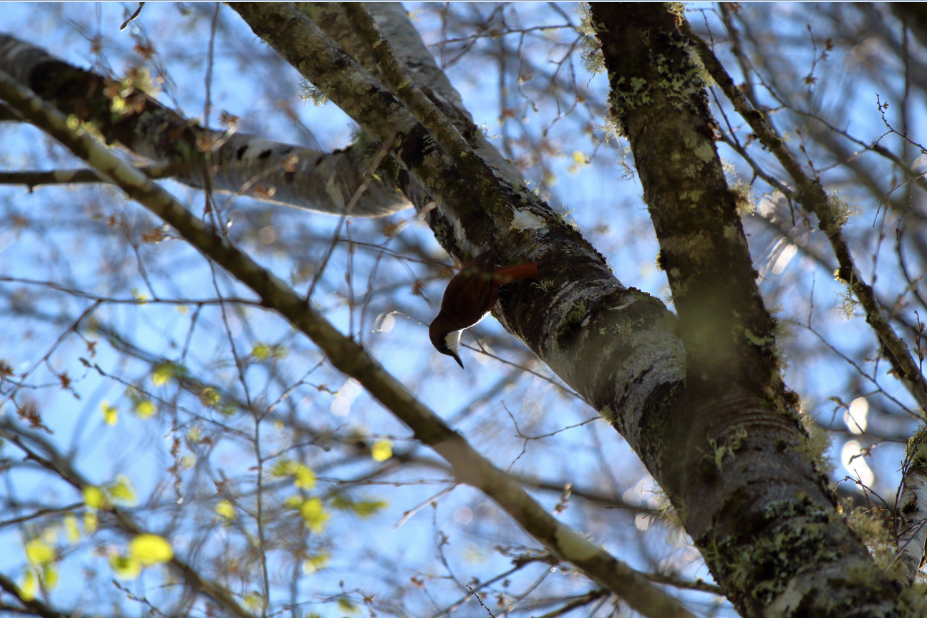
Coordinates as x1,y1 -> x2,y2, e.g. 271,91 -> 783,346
429,315 -> 464,369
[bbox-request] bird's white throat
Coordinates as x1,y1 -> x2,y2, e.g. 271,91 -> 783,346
444,330 -> 461,352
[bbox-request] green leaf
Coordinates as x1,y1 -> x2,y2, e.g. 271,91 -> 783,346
351,499 -> 388,519
199,388 -> 220,408
302,552 -> 330,574
252,344 -> 270,361
338,599 -> 360,615
152,364 -> 173,386
107,475 -> 138,506
332,496 -> 388,519
152,363 -> 186,387
109,555 -> 141,580
244,592 -> 264,611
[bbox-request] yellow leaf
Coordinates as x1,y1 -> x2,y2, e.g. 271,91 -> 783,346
252,344 -> 270,361
338,598 -> 360,615
371,440 -> 392,462
283,495 -> 303,509
302,552 -> 330,574
64,514 -> 80,543
129,534 -> 174,566
215,499 -> 236,520
135,399 -> 156,419
109,555 -> 141,580
41,564 -> 59,590
352,499 -> 388,519
152,364 -> 173,386
244,592 -> 264,611
571,150 -> 588,165
271,459 -> 294,476
83,511 -> 98,534
101,401 -> 118,426
199,388 -> 220,408
25,539 -> 54,565
108,475 -> 138,506
19,570 -> 37,601
84,485 -> 105,509
187,425 -> 202,442
130,288 -> 148,303
293,463 -> 316,489
299,498 -> 329,534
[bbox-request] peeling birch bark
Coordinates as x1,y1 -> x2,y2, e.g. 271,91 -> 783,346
0,34 -> 414,216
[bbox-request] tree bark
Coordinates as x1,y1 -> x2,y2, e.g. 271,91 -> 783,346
592,4 -> 904,617
0,34 -> 417,216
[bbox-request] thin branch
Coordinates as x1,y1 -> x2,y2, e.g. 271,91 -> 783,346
681,17 -> 927,411
0,63 -> 695,618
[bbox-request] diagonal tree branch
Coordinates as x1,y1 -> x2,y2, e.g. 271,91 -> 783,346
0,66 -> 695,618
0,34 -> 416,217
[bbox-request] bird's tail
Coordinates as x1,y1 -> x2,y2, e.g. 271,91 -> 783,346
495,262 -> 539,284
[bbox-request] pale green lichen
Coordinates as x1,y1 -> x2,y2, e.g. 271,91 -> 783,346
651,487 -> 686,529
708,427 -> 748,471
731,182 -> 757,216
845,507 -> 894,571
599,404 -> 616,423
299,80 -> 328,107
825,190 -> 855,230
554,522 -> 602,561
577,3 -> 605,76
532,279 -> 556,293
795,411 -> 835,476
566,299 -> 587,324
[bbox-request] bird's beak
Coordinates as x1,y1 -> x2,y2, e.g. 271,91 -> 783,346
451,351 -> 464,369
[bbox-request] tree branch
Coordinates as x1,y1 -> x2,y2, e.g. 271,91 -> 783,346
0,66 -> 695,618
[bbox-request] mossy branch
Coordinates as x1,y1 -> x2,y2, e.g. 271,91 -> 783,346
680,17 -> 927,411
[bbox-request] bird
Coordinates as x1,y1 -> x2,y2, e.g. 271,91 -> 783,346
429,249 -> 539,368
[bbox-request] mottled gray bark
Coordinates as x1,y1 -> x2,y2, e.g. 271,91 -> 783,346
231,3 -> 687,461
593,4 -> 908,617
889,429 -> 927,585
0,34 -> 413,216
0,67 -> 697,618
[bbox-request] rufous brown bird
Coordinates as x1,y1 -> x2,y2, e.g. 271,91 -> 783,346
429,249 -> 539,368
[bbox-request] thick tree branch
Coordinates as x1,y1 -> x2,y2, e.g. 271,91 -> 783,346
680,17 -> 927,411
593,4 -> 902,617
0,34 -> 413,216
231,2 -> 687,469
0,66 -> 695,618
0,571 -> 69,618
